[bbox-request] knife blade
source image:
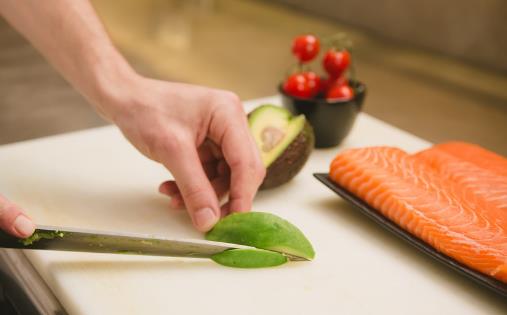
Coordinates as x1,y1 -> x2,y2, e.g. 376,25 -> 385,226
0,225 -> 307,261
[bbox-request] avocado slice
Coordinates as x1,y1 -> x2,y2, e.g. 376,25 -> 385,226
211,248 -> 288,268
248,105 -> 314,189
206,212 -> 315,268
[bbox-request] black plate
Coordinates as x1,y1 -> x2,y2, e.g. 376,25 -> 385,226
313,173 -> 507,298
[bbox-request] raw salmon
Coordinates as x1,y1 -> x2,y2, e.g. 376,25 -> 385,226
415,144 -> 507,211
431,142 -> 507,178
329,147 -> 507,283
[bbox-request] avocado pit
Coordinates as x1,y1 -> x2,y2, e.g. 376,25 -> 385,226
261,126 -> 285,152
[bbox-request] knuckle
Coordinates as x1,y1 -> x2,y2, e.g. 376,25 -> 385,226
217,91 -> 242,112
227,156 -> 245,170
161,133 -> 186,153
150,128 -> 187,157
231,157 -> 260,176
180,185 -> 208,204
223,91 -> 241,104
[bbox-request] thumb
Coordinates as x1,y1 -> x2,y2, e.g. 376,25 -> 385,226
0,195 -> 36,238
160,143 -> 220,232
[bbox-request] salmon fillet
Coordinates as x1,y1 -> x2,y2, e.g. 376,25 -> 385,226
432,142 -> 507,178
329,147 -> 507,283
415,144 -> 507,211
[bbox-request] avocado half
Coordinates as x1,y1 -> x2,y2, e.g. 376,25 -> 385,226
248,105 -> 315,189
206,212 -> 315,268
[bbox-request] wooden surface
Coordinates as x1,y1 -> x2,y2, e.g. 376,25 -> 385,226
0,97 -> 506,314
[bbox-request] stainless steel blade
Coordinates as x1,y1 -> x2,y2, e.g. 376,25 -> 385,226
0,225 -> 307,261
0,225 -> 254,259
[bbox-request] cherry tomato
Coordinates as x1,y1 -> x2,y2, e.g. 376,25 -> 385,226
321,75 -> 348,94
323,49 -> 351,77
333,75 -> 348,86
283,72 -> 321,99
302,72 -> 322,97
326,84 -> 354,101
292,34 -> 320,63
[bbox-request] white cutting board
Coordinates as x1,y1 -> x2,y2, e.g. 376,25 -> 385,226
0,96 -> 506,315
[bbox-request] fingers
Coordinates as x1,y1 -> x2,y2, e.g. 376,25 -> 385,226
155,91 -> 264,232
0,195 -> 35,238
207,98 -> 265,214
198,140 -> 223,162
159,140 -> 220,232
160,175 -> 230,210
159,181 -> 185,208
159,154 -> 231,208
214,122 -> 265,213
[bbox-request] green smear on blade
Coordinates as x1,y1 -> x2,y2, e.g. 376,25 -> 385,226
211,249 -> 287,268
20,230 -> 65,246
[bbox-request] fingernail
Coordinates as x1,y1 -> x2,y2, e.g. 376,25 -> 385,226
14,216 -> 36,237
194,207 -> 217,231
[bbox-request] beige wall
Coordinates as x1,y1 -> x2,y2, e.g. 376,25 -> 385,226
275,0 -> 507,72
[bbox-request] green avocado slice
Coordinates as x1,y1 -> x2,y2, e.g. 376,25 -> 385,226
206,212 -> 315,268
248,105 -> 314,189
211,248 -> 287,268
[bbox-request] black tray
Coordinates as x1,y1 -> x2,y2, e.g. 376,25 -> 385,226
313,173 -> 507,298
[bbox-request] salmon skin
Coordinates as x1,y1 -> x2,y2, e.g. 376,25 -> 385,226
415,143 -> 507,211
329,146 -> 507,283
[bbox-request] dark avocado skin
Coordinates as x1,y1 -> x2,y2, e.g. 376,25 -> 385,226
260,121 -> 315,189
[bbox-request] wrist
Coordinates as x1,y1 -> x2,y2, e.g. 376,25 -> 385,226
84,56 -> 140,122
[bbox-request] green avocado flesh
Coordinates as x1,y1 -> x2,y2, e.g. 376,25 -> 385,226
249,105 -> 304,166
206,212 -> 315,268
248,105 -> 314,189
20,230 -> 65,246
211,249 -> 287,268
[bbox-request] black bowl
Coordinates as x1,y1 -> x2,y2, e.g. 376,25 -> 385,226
279,80 -> 366,148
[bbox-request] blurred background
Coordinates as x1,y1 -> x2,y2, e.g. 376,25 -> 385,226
1,0 -> 506,153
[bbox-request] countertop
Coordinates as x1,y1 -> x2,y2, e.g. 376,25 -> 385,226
0,96 -> 506,315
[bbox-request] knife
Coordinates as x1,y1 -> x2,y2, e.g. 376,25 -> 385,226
0,225 -> 306,261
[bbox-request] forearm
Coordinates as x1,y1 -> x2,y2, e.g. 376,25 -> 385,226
0,0 -> 135,120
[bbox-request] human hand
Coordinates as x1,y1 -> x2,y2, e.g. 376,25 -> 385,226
98,75 -> 266,232
0,194 -> 36,238
1,0 -> 265,233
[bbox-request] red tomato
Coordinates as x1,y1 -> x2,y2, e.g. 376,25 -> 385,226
283,72 -> 321,99
292,34 -> 320,63
321,75 -> 348,94
323,49 -> 351,77
326,84 -> 354,101
333,75 -> 349,86
302,72 -> 322,97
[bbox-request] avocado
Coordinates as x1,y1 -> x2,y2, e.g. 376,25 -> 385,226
211,248 -> 288,268
248,105 -> 314,189
206,212 -> 315,266
20,230 -> 65,246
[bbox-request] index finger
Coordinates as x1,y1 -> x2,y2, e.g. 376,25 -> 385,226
215,119 -> 265,213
